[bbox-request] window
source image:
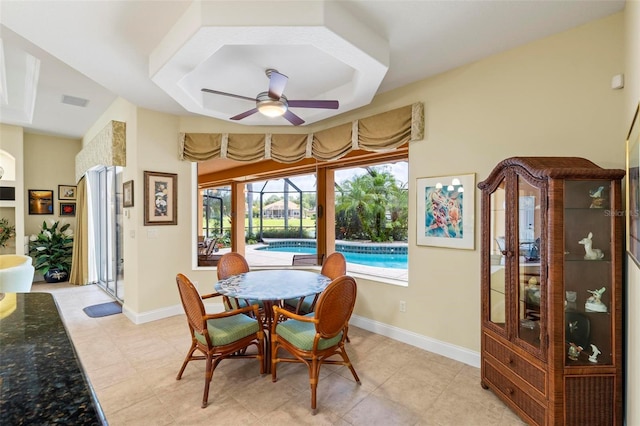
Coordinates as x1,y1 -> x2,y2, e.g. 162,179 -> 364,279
195,148 -> 408,281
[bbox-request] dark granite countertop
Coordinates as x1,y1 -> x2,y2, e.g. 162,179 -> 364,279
0,292 -> 107,425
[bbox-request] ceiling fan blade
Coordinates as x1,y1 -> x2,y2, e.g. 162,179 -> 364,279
287,100 -> 339,109
230,108 -> 259,120
268,70 -> 288,99
201,88 -> 256,102
283,110 -> 305,126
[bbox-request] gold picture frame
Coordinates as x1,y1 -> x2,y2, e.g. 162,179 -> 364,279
143,171 -> 177,226
626,102 -> 640,267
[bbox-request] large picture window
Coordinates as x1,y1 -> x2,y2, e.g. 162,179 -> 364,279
195,149 -> 408,281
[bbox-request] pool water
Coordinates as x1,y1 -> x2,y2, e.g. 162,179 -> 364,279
257,245 -> 408,269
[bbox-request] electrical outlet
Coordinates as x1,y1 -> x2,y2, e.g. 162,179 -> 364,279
399,300 -> 406,312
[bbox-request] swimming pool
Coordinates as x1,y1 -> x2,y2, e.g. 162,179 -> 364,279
257,242 -> 408,269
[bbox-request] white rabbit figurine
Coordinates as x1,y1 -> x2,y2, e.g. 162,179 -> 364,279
578,232 -> 604,260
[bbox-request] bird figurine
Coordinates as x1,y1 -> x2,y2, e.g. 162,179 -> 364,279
589,186 -> 605,208
589,344 -> 601,363
589,186 -> 604,198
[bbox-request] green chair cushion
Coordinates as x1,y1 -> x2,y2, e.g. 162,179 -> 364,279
194,313 -> 260,347
231,298 -> 263,309
284,295 -> 315,314
276,318 -> 342,351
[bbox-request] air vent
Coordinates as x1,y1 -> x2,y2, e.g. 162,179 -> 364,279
61,94 -> 89,107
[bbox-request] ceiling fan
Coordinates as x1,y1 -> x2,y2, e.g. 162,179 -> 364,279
201,69 -> 339,126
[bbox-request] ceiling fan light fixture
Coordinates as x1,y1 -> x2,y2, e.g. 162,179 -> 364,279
257,100 -> 287,117
256,92 -> 287,117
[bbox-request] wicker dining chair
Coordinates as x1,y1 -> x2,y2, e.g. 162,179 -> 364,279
175,273 -> 264,408
286,252 -> 347,315
271,275 -> 360,414
216,252 -> 260,311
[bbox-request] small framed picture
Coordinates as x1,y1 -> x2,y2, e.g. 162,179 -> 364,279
58,185 -> 77,200
28,189 -> 54,215
59,202 -> 76,217
123,180 -> 134,208
144,171 -> 177,226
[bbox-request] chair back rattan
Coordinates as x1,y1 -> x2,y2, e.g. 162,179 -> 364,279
217,252 -> 249,280
176,273 -> 208,337
314,275 -> 356,338
320,252 -> 346,280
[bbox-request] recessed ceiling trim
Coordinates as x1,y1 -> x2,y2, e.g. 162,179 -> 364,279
0,39 -> 8,106
149,0 -> 389,126
0,43 -> 40,124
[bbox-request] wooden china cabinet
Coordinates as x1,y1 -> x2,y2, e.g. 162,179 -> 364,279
478,157 -> 624,425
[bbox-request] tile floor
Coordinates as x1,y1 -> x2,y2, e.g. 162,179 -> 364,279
31,282 -> 526,426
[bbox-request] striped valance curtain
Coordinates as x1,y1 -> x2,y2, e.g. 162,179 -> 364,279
179,103 -> 424,164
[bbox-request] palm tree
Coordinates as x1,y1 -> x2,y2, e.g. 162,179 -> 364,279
336,166 -> 407,242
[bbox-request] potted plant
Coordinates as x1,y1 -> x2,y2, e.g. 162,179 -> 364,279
28,220 -> 74,283
0,217 -> 16,249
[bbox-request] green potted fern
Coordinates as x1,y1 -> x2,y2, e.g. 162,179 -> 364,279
28,220 -> 74,283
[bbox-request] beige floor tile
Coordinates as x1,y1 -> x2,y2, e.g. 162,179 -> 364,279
30,282 -> 526,425
342,392 -> 422,425
103,396 -> 175,426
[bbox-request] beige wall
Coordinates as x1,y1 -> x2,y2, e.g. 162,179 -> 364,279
23,132 -> 81,238
309,12 -> 625,349
126,11 -> 626,347
624,1 -> 639,425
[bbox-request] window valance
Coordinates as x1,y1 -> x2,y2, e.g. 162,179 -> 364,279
75,120 -> 126,182
179,103 -> 423,164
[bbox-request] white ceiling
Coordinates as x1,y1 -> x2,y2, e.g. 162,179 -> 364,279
0,0 -> 625,139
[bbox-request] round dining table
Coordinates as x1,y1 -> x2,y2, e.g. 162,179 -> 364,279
215,269 -> 331,371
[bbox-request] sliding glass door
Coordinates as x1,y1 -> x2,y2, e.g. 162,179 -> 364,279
87,166 -> 124,301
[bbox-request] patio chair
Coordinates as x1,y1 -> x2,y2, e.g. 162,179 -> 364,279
291,253 -> 325,266
175,273 -> 264,408
271,275 -> 360,414
198,237 -> 220,266
285,252 -> 346,314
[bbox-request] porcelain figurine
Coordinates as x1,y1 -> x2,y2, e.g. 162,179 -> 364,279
565,291 -> 577,311
568,343 -> 583,361
588,344 -> 601,363
578,232 -> 604,260
585,287 -> 607,313
589,186 -> 605,208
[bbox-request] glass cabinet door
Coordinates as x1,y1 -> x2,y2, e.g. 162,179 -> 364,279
516,175 -> 542,349
489,179 -> 507,328
563,180 -> 613,366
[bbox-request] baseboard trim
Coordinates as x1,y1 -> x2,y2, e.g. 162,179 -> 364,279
124,304 -> 480,368
123,301 -> 225,325
350,314 -> 480,368
122,303 -> 185,325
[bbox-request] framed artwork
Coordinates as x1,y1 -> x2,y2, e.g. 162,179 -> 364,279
59,202 -> 76,217
627,102 -> 639,267
28,189 -> 54,215
58,185 -> 77,200
144,171 -> 177,226
416,173 -> 475,249
123,180 -> 134,208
